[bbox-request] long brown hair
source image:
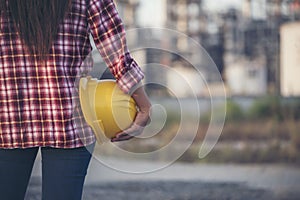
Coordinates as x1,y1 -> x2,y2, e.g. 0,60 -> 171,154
1,0 -> 71,60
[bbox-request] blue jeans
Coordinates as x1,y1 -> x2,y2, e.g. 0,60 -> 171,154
0,144 -> 94,200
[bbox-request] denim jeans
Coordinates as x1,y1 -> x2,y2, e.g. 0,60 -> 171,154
0,144 -> 95,200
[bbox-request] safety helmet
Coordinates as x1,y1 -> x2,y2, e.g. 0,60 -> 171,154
79,77 -> 137,143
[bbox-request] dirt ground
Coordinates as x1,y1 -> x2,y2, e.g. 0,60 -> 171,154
25,157 -> 300,200
26,179 -> 280,200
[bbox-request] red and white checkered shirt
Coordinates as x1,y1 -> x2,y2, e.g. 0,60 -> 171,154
0,0 -> 144,149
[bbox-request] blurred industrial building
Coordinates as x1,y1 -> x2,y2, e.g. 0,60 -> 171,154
95,0 -> 300,97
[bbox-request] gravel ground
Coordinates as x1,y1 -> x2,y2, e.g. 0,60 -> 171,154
25,157 -> 300,200
26,179 -> 278,200
83,181 -> 276,200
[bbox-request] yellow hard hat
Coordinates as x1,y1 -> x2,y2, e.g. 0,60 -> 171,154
79,77 -> 137,143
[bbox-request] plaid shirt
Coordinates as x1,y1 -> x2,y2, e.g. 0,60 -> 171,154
0,0 -> 144,149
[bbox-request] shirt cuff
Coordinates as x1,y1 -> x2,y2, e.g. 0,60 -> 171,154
116,59 -> 144,94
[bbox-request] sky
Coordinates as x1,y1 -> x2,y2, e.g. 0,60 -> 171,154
137,0 -> 243,27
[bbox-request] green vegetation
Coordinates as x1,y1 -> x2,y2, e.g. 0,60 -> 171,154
247,96 -> 282,120
225,100 -> 244,121
195,96 -> 300,164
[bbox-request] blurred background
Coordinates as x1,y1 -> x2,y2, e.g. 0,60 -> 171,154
27,0 -> 300,199
93,0 -> 300,166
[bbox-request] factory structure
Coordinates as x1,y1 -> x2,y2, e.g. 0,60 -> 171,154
95,0 -> 300,97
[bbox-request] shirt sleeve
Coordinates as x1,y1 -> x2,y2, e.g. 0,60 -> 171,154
87,0 -> 144,93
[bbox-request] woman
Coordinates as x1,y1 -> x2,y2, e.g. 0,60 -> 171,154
0,0 -> 151,199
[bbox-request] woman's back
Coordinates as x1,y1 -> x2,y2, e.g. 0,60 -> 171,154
0,0 -> 144,149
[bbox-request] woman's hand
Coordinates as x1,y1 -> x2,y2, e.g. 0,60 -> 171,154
111,86 -> 151,142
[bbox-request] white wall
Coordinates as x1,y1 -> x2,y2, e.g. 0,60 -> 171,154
280,22 -> 300,97
166,66 -> 205,98
225,58 -> 267,96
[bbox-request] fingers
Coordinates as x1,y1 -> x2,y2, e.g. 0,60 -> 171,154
111,124 -> 143,142
111,110 -> 151,142
111,134 -> 133,142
